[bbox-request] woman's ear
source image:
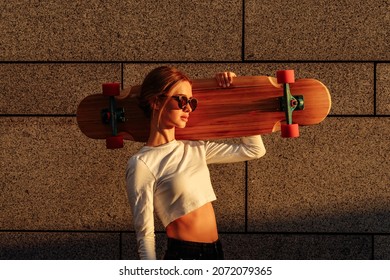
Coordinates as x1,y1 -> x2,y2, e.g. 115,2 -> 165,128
151,97 -> 161,111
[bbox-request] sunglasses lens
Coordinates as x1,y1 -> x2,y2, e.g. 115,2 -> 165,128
189,98 -> 197,111
179,97 -> 188,109
172,96 -> 198,111
178,97 -> 197,111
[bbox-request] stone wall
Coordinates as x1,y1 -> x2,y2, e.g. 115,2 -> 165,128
1,0 -> 389,259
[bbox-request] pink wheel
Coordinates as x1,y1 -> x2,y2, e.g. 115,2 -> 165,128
281,123 -> 299,138
106,135 -> 124,149
276,70 -> 295,84
102,83 -> 120,96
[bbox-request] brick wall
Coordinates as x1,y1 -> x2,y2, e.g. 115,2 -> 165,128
1,0 -> 389,259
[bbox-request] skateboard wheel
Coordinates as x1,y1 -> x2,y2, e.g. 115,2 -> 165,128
106,135 -> 124,149
102,83 -> 120,96
281,123 -> 299,138
276,70 -> 295,84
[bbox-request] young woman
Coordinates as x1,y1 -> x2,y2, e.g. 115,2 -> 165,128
126,66 -> 266,260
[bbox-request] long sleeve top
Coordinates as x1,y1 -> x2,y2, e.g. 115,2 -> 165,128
125,135 -> 266,259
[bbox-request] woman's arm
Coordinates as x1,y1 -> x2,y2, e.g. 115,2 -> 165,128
126,158 -> 157,260
205,135 -> 266,164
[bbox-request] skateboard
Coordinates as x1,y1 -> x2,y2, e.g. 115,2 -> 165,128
76,70 -> 331,149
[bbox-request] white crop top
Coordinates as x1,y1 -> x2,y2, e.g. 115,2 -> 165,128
126,135 -> 266,259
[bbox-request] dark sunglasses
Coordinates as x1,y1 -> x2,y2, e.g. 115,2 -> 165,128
161,95 -> 198,111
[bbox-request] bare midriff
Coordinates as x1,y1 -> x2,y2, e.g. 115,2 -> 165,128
165,202 -> 218,243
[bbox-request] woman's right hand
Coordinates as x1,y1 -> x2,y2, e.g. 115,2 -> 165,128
215,72 -> 237,88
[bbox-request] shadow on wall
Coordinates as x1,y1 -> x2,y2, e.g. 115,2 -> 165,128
245,208 -> 390,233
0,232 -> 124,260
1,209 -> 389,260
220,208 -> 390,260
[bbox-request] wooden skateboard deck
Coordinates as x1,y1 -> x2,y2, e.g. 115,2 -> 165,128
76,73 -> 331,146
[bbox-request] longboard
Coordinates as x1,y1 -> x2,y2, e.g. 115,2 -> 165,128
76,71 -> 331,148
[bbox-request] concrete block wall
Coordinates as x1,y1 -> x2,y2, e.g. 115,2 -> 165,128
1,0 -> 389,259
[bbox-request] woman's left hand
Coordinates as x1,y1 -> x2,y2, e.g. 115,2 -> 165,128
215,72 -> 237,88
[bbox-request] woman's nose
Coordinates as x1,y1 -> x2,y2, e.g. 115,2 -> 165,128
183,103 -> 192,113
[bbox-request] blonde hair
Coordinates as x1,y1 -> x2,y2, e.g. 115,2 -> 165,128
138,66 -> 191,119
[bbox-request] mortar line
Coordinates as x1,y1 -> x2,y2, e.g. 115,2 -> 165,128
2,114 -> 389,118
373,62 -> 377,116
328,114 -> 390,118
121,63 -> 125,89
1,60 -> 389,64
1,229 -> 389,236
245,161 -> 249,232
0,114 -> 76,117
119,232 -> 123,260
241,0 -> 245,62
219,231 -> 386,236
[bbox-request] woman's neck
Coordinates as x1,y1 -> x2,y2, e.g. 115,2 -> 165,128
146,125 -> 175,147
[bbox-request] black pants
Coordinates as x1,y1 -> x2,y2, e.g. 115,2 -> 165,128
163,238 -> 224,260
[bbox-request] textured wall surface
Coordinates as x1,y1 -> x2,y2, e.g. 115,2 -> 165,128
1,0 -> 389,260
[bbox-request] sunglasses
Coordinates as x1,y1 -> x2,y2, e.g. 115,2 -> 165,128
161,95 -> 198,112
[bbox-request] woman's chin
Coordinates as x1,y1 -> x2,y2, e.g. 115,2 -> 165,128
176,123 -> 187,129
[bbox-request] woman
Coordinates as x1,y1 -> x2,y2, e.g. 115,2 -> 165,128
126,66 -> 266,260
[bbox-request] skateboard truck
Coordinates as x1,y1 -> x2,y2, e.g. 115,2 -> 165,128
101,83 -> 125,149
276,70 -> 303,138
